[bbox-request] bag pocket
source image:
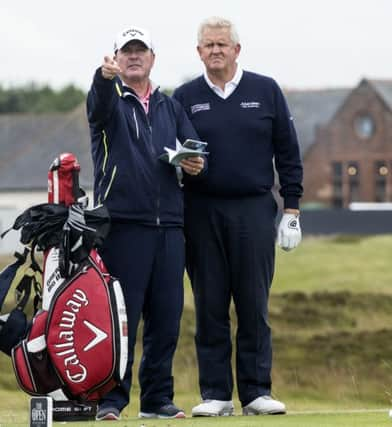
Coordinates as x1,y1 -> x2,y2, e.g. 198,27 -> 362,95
12,335 -> 64,395
11,310 -> 63,396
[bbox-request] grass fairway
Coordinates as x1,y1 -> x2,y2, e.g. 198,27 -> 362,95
0,402 -> 390,427
1,235 -> 392,425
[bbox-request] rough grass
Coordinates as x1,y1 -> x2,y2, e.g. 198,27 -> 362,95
273,235 -> 392,294
1,235 -> 392,424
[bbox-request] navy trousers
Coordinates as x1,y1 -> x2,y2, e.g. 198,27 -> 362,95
98,223 -> 185,412
184,192 -> 277,406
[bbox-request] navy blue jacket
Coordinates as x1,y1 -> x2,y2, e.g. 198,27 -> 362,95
87,69 -> 199,225
173,71 -> 303,209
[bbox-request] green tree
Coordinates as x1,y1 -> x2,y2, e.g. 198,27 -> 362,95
0,83 -> 85,113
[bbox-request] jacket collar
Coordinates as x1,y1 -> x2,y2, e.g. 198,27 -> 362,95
116,79 -> 160,99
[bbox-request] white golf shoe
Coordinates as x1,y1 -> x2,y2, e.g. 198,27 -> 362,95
242,396 -> 286,415
192,400 -> 234,417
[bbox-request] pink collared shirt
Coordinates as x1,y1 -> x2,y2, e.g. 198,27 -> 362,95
140,84 -> 152,113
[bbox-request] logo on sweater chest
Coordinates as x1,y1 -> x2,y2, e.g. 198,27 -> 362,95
190,103 -> 210,114
240,101 -> 261,109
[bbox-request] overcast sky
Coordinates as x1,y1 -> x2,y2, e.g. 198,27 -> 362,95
1,0 -> 391,92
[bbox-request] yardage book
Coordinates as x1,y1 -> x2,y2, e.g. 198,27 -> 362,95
159,139 -> 208,167
30,397 -> 52,427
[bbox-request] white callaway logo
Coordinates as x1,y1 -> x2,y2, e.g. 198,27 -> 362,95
240,101 -> 261,108
191,103 -> 210,114
83,320 -> 108,351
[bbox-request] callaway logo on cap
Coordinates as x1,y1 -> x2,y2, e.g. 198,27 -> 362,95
114,26 -> 154,52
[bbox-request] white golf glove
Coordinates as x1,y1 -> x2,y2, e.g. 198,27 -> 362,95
277,213 -> 301,251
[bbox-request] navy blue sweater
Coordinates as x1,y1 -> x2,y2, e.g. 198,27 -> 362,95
173,71 -> 303,209
87,69 -> 199,225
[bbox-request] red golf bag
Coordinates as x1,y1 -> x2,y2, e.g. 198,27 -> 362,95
12,249 -> 127,401
1,153 -> 128,405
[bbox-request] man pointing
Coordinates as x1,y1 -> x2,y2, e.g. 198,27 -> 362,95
87,25 -> 203,421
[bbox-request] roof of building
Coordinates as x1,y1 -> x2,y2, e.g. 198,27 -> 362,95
0,104 -> 93,191
367,79 -> 392,110
1,78 -> 392,191
285,87 -> 350,155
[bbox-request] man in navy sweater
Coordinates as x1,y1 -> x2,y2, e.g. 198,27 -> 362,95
87,26 -> 204,421
173,17 -> 303,416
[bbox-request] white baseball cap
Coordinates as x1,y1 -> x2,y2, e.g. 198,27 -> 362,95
114,26 -> 153,52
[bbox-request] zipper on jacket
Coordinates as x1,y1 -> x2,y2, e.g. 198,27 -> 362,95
148,99 -> 165,226
132,108 -> 139,139
146,120 -> 155,155
156,194 -> 160,226
150,125 -> 160,225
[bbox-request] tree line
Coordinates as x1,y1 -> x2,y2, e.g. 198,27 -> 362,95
0,83 -> 86,113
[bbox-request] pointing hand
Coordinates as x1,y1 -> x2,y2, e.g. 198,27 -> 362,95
101,56 -> 122,80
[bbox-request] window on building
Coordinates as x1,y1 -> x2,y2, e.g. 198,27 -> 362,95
332,162 -> 343,208
354,114 -> 375,140
348,162 -> 360,202
374,161 -> 388,202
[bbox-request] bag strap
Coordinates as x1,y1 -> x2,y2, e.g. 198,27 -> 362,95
1,245 -> 43,315
15,244 -> 42,314
0,248 -> 29,311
